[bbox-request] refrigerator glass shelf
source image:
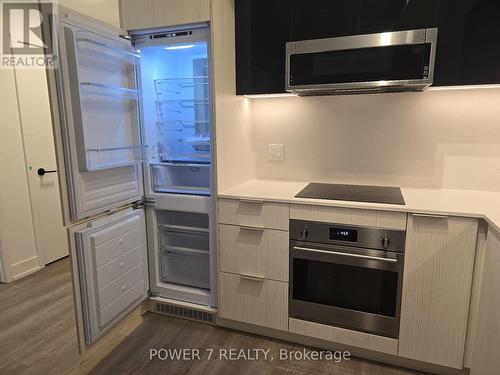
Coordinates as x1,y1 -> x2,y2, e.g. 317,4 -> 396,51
80,82 -> 140,100
155,78 -> 208,93
162,247 -> 209,257
159,224 -> 210,234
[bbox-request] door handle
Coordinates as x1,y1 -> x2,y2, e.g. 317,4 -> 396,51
293,246 -> 398,263
411,213 -> 448,220
37,168 -> 57,176
239,225 -> 265,232
240,273 -> 265,282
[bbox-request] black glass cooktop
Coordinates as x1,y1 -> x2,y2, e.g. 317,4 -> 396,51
295,183 -> 405,205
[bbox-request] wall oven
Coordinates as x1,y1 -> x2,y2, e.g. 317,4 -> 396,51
289,220 -> 406,338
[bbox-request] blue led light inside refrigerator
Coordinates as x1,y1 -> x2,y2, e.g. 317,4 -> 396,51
140,36 -> 211,196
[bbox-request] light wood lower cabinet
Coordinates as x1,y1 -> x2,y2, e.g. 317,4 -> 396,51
218,272 -> 288,331
218,199 -> 290,231
290,204 -> 407,230
470,228 -> 500,375
219,224 -> 288,282
398,214 -> 478,369
289,318 -> 398,355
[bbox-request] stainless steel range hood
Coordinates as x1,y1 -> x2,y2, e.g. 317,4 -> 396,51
285,28 -> 438,96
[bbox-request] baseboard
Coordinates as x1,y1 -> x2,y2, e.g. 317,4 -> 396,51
217,317 -> 469,375
11,256 -> 43,281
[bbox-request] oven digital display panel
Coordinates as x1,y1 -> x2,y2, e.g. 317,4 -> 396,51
329,227 -> 358,242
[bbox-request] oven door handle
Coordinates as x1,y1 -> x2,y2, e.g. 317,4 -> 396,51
293,246 -> 398,263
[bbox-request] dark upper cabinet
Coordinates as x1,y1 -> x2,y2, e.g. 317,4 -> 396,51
434,0 -> 500,86
291,0 -> 360,41
235,0 -> 500,94
358,0 -> 438,34
235,0 -> 293,94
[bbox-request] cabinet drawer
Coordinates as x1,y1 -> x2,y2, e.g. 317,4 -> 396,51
289,318 -> 398,355
218,199 -> 289,230
96,246 -> 143,289
290,204 -> 407,230
99,280 -> 145,327
219,224 -> 288,282
218,272 -> 288,331
92,216 -> 143,268
98,263 -> 144,309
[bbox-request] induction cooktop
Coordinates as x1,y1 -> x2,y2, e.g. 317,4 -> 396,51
295,183 -> 406,205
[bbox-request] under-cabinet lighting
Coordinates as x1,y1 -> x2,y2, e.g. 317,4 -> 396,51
244,93 -> 297,99
429,84 -> 500,91
164,44 -> 195,50
380,32 -> 392,46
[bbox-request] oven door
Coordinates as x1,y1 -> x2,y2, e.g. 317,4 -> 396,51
289,241 -> 404,338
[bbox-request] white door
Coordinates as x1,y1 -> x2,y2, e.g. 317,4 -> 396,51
14,68 -> 68,264
54,11 -> 144,222
70,208 -> 148,348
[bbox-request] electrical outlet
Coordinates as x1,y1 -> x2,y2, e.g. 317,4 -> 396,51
268,144 -> 284,161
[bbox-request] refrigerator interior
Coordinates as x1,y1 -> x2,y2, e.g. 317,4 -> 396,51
138,35 -> 211,195
134,27 -> 216,305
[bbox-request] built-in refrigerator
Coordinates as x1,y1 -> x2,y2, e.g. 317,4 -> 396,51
47,8 -> 216,350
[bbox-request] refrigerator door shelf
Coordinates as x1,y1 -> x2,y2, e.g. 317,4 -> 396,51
80,82 -> 140,100
75,30 -> 140,64
85,145 -> 147,171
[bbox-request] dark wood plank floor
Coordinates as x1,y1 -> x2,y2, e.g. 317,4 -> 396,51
0,258 -> 425,375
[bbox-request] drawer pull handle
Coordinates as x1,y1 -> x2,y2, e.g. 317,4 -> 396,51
240,273 -> 265,282
239,199 -> 264,205
120,262 -> 125,268
121,285 -> 127,291
412,213 -> 448,220
239,225 -> 265,232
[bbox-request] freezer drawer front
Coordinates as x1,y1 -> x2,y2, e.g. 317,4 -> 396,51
54,13 -> 144,222
73,208 -> 148,346
160,250 -> 210,289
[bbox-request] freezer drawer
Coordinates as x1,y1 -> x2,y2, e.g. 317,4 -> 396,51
160,249 -> 210,289
160,228 -> 209,253
151,163 -> 210,195
157,210 -> 209,229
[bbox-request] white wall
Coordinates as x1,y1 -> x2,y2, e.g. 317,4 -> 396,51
58,0 -> 120,28
249,88 -> 500,191
211,0 -> 256,191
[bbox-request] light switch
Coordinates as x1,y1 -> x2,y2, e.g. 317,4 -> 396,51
268,144 -> 284,161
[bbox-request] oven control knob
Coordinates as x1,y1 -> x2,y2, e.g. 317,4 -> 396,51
301,228 -> 309,239
381,236 -> 390,249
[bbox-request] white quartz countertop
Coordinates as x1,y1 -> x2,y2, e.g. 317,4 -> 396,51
218,179 -> 500,233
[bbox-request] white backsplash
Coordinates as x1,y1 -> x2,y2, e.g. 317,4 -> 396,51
248,87 -> 500,192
